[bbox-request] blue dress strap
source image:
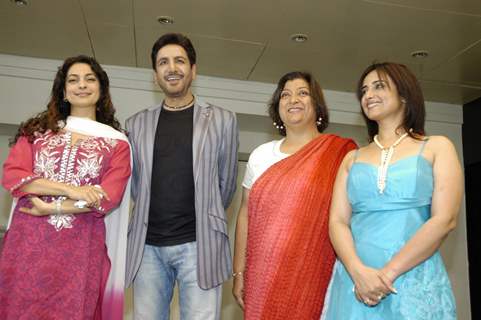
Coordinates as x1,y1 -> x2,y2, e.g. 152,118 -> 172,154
418,137 -> 429,155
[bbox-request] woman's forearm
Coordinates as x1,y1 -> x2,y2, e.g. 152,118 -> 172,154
20,178 -> 72,197
382,215 -> 456,280
232,190 -> 249,308
20,197 -> 98,217
330,221 -> 364,275
233,206 -> 248,274
233,188 -> 250,274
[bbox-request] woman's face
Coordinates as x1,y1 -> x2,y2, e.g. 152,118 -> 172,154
360,70 -> 404,123
64,63 -> 100,111
278,78 -> 317,131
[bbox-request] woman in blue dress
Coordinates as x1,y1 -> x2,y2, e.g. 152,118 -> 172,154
322,62 -> 463,319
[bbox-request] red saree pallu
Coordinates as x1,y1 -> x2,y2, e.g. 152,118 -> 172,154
244,134 -> 356,320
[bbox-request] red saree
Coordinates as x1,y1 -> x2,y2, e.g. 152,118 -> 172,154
244,134 -> 356,319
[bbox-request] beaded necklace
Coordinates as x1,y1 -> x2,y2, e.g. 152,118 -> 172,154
163,96 -> 195,110
373,132 -> 409,194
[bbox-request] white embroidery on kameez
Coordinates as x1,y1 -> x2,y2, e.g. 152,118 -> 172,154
33,132 -> 116,230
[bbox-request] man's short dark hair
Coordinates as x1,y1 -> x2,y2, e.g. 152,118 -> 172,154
151,33 -> 196,70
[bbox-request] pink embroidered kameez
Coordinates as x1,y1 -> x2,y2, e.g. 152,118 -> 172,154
0,131 -> 131,319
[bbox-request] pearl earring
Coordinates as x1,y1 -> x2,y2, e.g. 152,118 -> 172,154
316,116 -> 322,126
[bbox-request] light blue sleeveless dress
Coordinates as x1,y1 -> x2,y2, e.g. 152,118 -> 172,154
322,141 -> 456,319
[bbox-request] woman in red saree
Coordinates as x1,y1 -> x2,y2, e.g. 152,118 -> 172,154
233,71 -> 357,319
0,56 -> 131,319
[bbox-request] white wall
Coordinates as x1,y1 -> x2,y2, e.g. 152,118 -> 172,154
0,54 -> 470,320
0,134 -> 13,236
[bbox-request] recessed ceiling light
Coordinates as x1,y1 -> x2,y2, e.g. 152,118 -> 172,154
411,50 -> 429,58
10,0 -> 28,6
290,33 -> 308,43
157,16 -> 174,25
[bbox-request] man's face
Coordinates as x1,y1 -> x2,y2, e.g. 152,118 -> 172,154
154,44 -> 196,99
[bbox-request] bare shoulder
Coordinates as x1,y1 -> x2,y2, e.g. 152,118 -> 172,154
341,147 -> 360,170
426,135 -> 457,153
425,136 -> 461,168
344,148 -> 357,161
354,144 -> 372,158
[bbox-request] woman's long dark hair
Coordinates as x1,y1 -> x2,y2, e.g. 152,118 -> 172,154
11,55 -> 121,145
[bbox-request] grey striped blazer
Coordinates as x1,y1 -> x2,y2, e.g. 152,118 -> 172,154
124,98 -> 239,289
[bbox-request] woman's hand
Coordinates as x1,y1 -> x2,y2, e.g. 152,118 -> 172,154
233,188 -> 249,310
351,264 -> 396,306
19,197 -> 53,216
65,185 -> 109,208
232,272 -> 245,309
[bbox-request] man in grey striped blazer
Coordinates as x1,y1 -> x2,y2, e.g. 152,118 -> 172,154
125,33 -> 238,319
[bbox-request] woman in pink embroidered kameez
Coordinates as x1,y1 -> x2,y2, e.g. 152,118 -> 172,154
0,55 -> 131,320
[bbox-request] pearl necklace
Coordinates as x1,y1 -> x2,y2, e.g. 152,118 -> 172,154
373,132 -> 409,194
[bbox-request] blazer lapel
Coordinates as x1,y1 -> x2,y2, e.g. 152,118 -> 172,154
192,101 -> 212,183
143,106 -> 162,185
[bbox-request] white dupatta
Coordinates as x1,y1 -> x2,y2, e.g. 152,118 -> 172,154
65,116 -> 131,319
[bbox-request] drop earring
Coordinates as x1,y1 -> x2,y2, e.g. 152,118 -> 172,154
316,116 -> 322,126
273,121 -> 284,130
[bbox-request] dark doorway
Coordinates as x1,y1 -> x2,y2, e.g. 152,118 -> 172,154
463,97 -> 481,320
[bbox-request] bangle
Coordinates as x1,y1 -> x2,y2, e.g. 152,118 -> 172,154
54,197 -> 64,215
74,200 -> 88,209
232,271 -> 244,278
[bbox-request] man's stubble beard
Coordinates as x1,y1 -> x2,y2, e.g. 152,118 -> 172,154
159,78 -> 193,100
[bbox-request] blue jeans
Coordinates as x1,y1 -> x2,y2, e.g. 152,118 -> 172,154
133,242 -> 222,320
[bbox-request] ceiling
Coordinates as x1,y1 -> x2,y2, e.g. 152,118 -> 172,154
1,0 -> 481,105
